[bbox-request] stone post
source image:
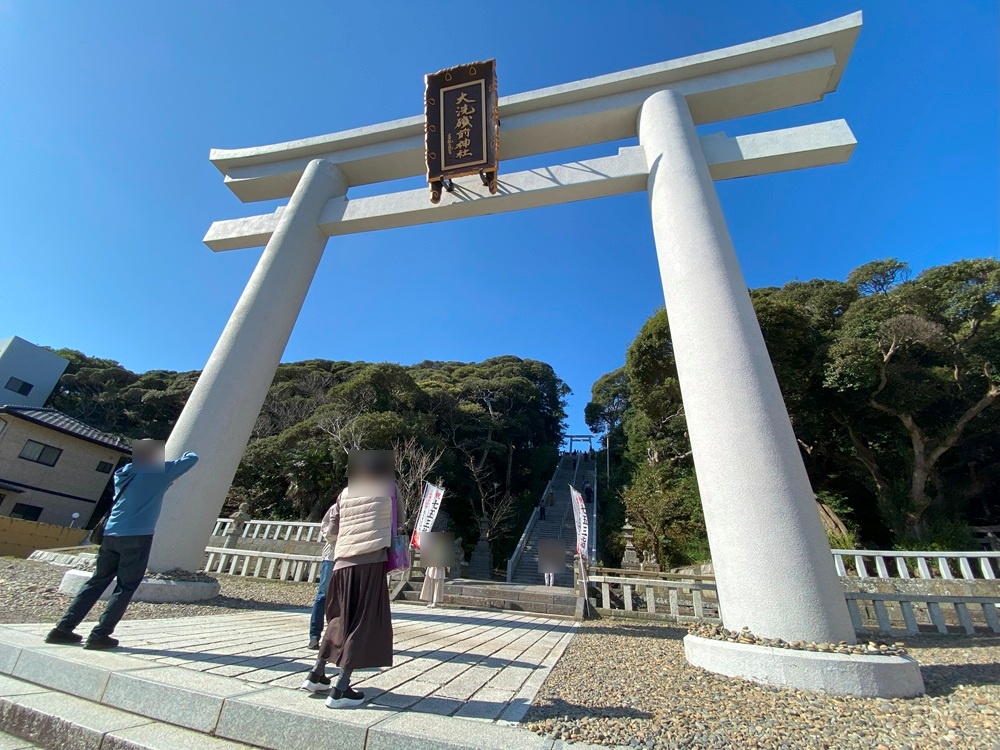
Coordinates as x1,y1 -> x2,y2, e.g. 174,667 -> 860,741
148,159 -> 348,573
224,503 -> 251,550
637,89 -> 854,644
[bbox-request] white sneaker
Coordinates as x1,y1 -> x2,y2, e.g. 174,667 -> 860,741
300,670 -> 331,693
426,603 -> 437,609
326,686 -> 365,708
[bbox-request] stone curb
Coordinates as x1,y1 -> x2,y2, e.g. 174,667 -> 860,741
683,633 -> 926,698
0,628 -> 584,750
59,569 -> 221,604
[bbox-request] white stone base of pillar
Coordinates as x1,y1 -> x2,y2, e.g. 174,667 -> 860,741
683,634 -> 925,698
58,569 -> 221,604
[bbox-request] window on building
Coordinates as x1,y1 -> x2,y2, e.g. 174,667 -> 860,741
96,460 -> 113,473
19,439 -> 62,467
10,503 -> 42,522
4,377 -> 34,397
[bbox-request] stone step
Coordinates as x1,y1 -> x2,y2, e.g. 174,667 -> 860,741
398,591 -> 576,619
0,633 -> 584,750
0,674 -> 256,750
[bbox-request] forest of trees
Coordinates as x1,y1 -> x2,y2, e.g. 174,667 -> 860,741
587,258 -> 1000,567
45,353 -> 568,565
43,256 -> 998,570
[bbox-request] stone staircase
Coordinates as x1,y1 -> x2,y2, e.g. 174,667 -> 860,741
509,456 -> 597,587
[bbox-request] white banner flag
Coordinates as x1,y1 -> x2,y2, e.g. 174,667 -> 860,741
410,482 -> 445,549
569,485 -> 589,559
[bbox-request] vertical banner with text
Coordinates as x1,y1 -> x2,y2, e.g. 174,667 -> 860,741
411,482 -> 446,549
569,485 -> 589,559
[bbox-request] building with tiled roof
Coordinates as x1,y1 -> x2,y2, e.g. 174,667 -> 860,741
0,405 -> 131,527
0,336 -> 132,527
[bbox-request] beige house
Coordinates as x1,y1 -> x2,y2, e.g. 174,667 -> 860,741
0,406 -> 131,527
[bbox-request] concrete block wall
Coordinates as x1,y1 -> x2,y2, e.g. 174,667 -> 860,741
0,516 -> 88,558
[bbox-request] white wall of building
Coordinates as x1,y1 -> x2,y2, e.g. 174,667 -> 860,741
0,336 -> 70,408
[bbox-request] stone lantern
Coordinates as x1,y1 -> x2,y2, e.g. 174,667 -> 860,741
621,519 -> 640,570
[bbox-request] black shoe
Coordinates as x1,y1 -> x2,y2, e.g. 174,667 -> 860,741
300,670 -> 331,694
325,686 -> 365,708
45,628 -> 82,645
83,635 -> 119,650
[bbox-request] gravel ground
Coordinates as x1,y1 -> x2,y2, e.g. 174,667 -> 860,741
0,557 -> 316,624
4,557 -> 997,748
525,620 -> 1000,750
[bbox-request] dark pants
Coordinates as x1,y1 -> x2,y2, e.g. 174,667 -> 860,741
310,560 -> 335,638
57,534 -> 153,637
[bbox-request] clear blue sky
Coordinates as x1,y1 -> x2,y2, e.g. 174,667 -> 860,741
1,1 -> 997,439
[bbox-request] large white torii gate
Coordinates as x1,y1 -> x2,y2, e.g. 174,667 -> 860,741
152,12 -> 924,696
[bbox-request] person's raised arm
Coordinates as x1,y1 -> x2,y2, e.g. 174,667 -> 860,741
165,452 -> 199,479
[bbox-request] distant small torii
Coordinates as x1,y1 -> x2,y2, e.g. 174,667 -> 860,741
564,434 -> 594,453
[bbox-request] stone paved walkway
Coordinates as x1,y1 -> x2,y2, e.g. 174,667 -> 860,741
4,602 -> 576,724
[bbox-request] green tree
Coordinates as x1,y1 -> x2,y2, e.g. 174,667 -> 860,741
824,259 -> 1000,539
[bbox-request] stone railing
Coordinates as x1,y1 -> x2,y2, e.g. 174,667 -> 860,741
589,573 -> 721,624
203,546 -> 322,582
589,552 -> 1000,635
971,525 -> 1000,551
506,507 -> 540,583
212,519 -> 323,542
831,549 -> 999,580
203,546 -> 410,593
845,590 -> 1000,636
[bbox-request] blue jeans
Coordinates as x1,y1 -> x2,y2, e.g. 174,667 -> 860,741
310,560 -> 335,638
57,534 -> 153,637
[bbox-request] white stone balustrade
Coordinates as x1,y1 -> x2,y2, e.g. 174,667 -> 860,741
831,549 -> 999,581
210,519 -> 322,543
590,573 -> 722,624
203,546 -> 321,583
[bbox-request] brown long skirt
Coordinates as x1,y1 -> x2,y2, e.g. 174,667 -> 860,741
319,561 -> 393,670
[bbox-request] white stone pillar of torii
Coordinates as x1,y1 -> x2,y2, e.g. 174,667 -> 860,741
152,11 -> 925,697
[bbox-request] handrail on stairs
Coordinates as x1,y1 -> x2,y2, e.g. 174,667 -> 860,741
506,455 -> 561,582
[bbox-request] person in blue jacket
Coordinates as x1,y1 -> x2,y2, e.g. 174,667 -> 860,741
45,439 -> 199,650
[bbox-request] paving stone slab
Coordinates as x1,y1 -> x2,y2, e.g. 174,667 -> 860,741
453,687 -> 516,721
0,675 -> 49,699
434,666 -> 499,701
12,646 -> 153,702
0,628 -> 45,676
103,666 -> 265,733
369,679 -> 439,710
367,711 -> 555,750
0,644 -> 21,677
215,686 -> 397,750
0,691 -> 149,750
0,730 -> 41,750
408,695 -> 464,717
102,722 -> 259,750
